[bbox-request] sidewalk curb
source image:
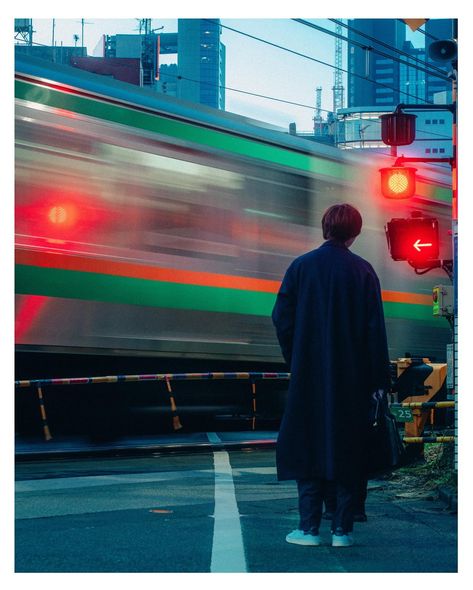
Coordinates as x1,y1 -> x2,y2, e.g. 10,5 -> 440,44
438,486 -> 457,512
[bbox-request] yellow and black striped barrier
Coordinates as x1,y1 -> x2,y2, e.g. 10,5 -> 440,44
391,401 -> 455,409
164,377 -> 183,431
36,386 -> 52,441
16,371 -> 291,437
403,436 -> 455,444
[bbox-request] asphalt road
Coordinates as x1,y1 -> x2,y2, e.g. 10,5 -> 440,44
15,441 -> 457,573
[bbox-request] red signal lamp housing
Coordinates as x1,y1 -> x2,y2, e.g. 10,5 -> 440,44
379,166 -> 417,199
379,112 -> 417,146
385,217 -> 439,265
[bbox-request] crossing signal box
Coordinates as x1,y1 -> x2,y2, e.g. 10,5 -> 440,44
385,217 -> 439,266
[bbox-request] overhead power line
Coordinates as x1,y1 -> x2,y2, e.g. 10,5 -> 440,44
164,71 -> 452,142
396,19 -> 440,41
293,18 -> 451,82
210,19 -> 438,105
329,18 -> 448,77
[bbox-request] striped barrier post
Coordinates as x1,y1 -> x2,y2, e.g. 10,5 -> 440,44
164,377 -> 183,431
36,386 -> 52,441
250,379 -> 257,431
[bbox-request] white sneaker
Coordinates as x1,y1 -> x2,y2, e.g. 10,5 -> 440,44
332,532 -> 354,547
286,529 -> 321,546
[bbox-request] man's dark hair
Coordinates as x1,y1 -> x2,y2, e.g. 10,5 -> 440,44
322,203 -> 363,241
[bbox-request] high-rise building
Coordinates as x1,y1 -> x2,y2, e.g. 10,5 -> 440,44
177,19 -> 225,110
347,19 -> 406,108
103,19 -> 226,110
347,18 -> 454,110
424,19 -> 455,103
342,18 -> 455,157
399,41 -> 426,104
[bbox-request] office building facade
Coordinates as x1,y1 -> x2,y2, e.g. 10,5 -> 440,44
347,18 -> 454,109
177,19 -> 225,110
103,19 -> 225,110
347,19 -> 405,108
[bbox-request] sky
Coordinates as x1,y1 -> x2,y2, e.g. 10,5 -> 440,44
18,15 -> 428,132
25,17 -> 343,131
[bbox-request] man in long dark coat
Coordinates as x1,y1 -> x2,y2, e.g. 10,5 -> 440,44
272,203 -> 391,548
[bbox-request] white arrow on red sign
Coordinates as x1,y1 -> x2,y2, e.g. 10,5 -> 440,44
413,239 -> 433,252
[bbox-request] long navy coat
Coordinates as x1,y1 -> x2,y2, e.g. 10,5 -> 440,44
272,240 -> 391,484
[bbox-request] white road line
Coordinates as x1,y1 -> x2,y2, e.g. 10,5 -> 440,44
209,440 -> 247,572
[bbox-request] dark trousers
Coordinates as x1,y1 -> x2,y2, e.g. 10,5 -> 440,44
297,478 -> 356,534
323,477 -> 368,515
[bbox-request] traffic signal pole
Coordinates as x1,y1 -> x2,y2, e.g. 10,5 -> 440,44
451,20 -> 458,471
380,21 -> 458,469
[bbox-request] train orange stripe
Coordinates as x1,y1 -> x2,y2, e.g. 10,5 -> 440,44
381,290 -> 431,306
15,248 -> 432,306
15,248 -> 281,293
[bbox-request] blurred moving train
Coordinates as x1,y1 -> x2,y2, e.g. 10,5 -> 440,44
15,55 -> 453,384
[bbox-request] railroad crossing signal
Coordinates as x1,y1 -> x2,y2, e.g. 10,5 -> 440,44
385,217 -> 439,266
379,166 -> 417,199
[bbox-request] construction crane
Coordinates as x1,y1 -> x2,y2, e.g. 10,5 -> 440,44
332,20 -> 345,114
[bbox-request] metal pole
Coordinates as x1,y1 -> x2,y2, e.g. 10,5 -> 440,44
52,19 -> 55,62
451,19 -> 458,472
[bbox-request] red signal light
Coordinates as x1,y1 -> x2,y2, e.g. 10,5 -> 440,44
48,205 -> 68,224
379,166 -> 417,199
47,203 -> 78,228
385,217 -> 439,266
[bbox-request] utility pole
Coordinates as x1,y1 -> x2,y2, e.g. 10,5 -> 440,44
314,86 -> 323,135
51,19 -> 55,62
139,19 -> 153,35
76,19 -> 93,54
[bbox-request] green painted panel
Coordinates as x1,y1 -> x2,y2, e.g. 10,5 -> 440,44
15,79 -> 347,178
382,301 -> 438,326
16,263 -> 441,326
15,264 -> 276,317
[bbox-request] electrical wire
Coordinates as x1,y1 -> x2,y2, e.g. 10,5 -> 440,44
16,22 -> 453,144
293,19 -> 451,82
161,70 -> 452,142
329,18 -> 449,77
209,19 -> 441,107
395,20 -> 440,41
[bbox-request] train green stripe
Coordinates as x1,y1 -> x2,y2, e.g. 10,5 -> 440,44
14,79 -> 451,203
15,78 -> 349,179
16,264 -> 275,317
16,264 -> 439,325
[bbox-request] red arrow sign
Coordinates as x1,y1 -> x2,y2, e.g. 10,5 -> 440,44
413,239 -> 433,252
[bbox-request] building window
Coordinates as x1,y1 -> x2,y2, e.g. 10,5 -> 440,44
425,148 -> 431,153
439,119 -> 445,124
432,119 -> 438,124
439,148 -> 445,153
426,120 -> 431,124
432,148 -> 438,153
